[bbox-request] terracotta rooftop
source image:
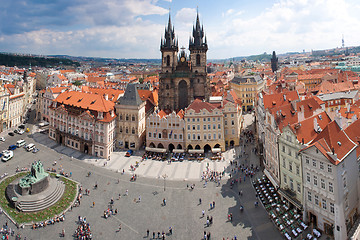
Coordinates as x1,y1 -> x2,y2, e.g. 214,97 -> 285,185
53,91 -> 114,112
186,99 -> 217,113
263,90 -> 300,110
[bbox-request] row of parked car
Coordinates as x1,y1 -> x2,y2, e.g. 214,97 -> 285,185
8,125 -> 29,137
1,139 -> 39,162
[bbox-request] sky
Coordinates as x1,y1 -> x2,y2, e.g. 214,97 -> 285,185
1,0 -> 360,59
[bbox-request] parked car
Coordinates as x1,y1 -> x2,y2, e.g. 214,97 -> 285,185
19,125 -> 25,129
18,130 -> 25,135
2,150 -> 13,162
0,137 -> 5,142
8,145 -> 17,150
14,129 -> 18,134
26,143 -> 35,152
32,148 -> 39,153
125,150 -> 133,157
8,132 -> 14,136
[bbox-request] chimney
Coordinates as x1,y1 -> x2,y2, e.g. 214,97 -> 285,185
104,94 -> 108,100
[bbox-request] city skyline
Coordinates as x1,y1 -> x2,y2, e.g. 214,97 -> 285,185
1,0 -> 360,59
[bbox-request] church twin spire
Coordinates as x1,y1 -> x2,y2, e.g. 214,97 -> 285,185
189,10 -> 207,48
160,13 -> 178,51
161,10 -> 207,51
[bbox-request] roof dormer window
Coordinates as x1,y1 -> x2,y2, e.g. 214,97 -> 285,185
98,111 -> 103,119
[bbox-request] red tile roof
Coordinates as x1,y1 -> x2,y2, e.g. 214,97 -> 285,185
186,99 -> 217,113
263,90 -> 300,110
290,112 -> 331,144
305,121 -> 356,163
53,91 -> 114,112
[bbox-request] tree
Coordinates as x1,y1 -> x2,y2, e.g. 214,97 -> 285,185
73,80 -> 82,86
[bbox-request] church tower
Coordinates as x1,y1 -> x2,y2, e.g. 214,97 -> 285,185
159,11 -> 209,112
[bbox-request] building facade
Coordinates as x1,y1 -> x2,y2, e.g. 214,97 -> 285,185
230,75 -> 265,112
146,110 -> 185,151
115,84 -> 146,150
48,91 -> 116,159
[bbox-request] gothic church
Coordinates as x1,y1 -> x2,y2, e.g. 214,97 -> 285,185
159,12 -> 210,111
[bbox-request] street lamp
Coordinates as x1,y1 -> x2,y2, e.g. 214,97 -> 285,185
162,174 -> 168,191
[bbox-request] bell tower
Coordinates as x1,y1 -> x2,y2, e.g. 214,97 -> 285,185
160,14 -> 178,73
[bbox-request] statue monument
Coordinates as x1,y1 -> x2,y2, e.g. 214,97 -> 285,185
5,160 -> 66,212
17,161 -> 49,195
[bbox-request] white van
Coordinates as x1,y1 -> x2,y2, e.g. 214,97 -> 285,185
2,150 -> 13,162
26,143 -> 35,152
16,139 -> 26,147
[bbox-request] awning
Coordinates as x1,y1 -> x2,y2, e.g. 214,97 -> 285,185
264,169 -> 279,188
278,188 -> 303,210
145,147 -> 166,153
212,148 -> 222,153
188,149 -> 204,154
173,149 -> 185,153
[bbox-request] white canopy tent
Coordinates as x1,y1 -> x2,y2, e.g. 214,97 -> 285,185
173,149 -> 186,153
188,149 -> 204,154
211,148 -> 222,153
145,147 -> 167,153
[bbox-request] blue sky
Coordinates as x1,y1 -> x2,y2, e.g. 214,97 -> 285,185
1,0 -> 360,59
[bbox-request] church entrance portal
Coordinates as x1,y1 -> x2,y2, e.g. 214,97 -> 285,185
178,80 -> 188,110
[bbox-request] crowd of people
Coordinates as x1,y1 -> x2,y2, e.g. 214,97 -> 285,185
75,216 -> 92,239
31,214 -> 65,229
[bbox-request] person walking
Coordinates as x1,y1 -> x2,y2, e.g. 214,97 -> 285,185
146,229 -> 149,237
92,201 -> 95,208
118,224 -> 122,231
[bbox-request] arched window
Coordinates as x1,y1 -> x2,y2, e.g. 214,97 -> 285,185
132,115 -> 135,121
196,54 -> 201,66
132,127 -> 135,134
166,55 -> 170,66
126,115 -> 129,121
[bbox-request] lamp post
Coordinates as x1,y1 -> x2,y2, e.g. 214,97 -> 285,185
162,174 -> 168,191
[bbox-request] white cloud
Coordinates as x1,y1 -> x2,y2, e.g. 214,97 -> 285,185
208,0 -> 360,58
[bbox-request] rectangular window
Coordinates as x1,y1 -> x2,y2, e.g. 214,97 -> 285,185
313,176 -> 318,186
213,134 -> 216,139
321,179 -> 325,189
283,159 -> 286,168
308,191 -> 312,201
193,134 -> 195,140
197,125 -> 200,130
328,164 -> 332,172
179,134 -> 182,139
208,118 -> 210,121
283,173 -> 287,184
289,162 -> 293,172
343,177 -> 347,188
193,125 -> 195,130
188,134 -> 190,140
187,125 -> 190,130
322,199 -> 327,210
208,134 -> 211,140
225,120 -> 227,125
329,182 -> 333,192
218,124 -> 221,129
330,203 -> 334,213
290,178 -> 294,191
307,173 -> 310,183
203,125 -> 206,130
315,195 -> 319,205
174,134 -> 177,140
320,162 -> 324,170
297,182 -> 301,193
296,165 -> 300,175
313,160 -> 317,167
213,124 -> 216,129
306,157 -> 310,164
204,134 -> 207,140
218,133 -> 221,139
208,125 -> 210,129
197,135 -> 200,140
282,145 -> 285,153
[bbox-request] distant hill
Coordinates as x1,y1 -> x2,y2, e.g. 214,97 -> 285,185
0,53 -> 80,67
232,53 -> 272,62
49,55 -> 161,65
